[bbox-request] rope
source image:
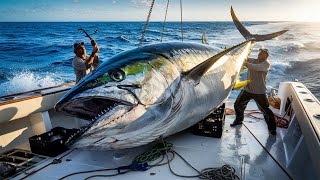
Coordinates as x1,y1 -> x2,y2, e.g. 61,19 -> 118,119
133,141 -> 172,164
138,0 -> 156,47
160,138 -> 239,179
199,165 -> 240,180
180,0 -> 184,41
160,0 -> 170,42
245,110 -> 289,128
165,150 -> 199,178
226,108 -> 289,128
242,123 -> 294,179
58,142 -> 172,180
59,167 -> 125,180
275,116 -> 289,128
56,140 -> 239,180
20,148 -> 77,180
84,172 -> 129,180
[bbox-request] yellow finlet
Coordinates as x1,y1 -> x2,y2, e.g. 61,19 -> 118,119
233,80 -> 251,90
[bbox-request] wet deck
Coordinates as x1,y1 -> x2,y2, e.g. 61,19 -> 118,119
15,99 -> 292,180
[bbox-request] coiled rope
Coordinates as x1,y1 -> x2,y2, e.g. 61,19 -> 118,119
133,141 -> 172,164
159,138 -> 240,179
199,165 -> 240,180
58,139 -> 239,180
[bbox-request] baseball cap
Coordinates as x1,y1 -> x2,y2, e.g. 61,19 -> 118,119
73,41 -> 84,52
259,48 -> 270,56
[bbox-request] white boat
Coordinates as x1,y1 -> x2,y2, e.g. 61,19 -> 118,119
0,81 -> 319,179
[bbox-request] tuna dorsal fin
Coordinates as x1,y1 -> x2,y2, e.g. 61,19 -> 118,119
231,6 -> 288,41
183,41 -> 248,85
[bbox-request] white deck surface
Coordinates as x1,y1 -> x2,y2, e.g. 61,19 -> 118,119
14,99 -> 292,180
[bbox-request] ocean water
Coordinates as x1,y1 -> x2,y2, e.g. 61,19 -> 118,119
0,22 -> 320,99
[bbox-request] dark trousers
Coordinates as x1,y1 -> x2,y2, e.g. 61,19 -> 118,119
234,90 -> 276,130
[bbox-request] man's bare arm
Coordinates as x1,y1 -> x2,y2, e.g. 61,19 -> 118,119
85,41 -> 99,68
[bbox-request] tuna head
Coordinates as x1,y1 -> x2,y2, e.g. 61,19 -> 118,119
55,48 -> 177,149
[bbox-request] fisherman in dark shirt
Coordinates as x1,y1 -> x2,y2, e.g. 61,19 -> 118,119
230,48 -> 277,135
72,40 -> 100,83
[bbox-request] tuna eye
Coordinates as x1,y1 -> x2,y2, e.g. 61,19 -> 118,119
109,69 -> 125,82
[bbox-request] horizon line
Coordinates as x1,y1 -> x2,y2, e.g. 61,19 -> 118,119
0,20 -> 298,23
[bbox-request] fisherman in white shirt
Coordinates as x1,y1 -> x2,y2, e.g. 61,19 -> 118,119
72,40 -> 100,83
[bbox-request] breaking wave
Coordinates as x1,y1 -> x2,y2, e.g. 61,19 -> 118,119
0,71 -> 65,96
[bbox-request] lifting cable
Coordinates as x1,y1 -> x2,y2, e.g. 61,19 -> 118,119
140,0 -> 183,45
180,0 -> 184,41
160,0 -> 170,42
138,0 -> 156,47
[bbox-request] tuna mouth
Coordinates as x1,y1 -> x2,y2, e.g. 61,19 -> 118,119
58,96 -> 133,120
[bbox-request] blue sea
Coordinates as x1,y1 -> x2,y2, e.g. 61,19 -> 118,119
0,22 -> 320,99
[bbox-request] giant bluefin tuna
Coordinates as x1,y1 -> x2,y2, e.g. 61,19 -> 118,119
55,7 -> 287,150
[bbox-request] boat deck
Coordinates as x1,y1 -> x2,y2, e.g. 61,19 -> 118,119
14,99 -> 292,180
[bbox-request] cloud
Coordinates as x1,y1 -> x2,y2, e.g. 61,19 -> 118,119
73,0 -> 80,3
131,0 -> 153,8
112,0 -> 118,4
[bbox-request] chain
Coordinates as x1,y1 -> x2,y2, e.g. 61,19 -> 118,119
138,0 -> 156,47
160,0 -> 170,42
180,0 -> 184,41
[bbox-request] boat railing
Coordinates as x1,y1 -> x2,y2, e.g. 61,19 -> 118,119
277,82 -> 320,179
0,82 -> 75,123
0,82 -> 75,104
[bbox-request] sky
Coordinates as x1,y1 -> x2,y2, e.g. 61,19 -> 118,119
0,0 -> 320,22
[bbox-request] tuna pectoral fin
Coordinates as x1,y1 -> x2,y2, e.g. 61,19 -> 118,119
233,80 -> 251,90
231,6 -> 288,41
183,41 -> 248,85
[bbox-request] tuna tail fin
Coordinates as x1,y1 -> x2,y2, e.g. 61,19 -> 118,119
231,6 -> 288,41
